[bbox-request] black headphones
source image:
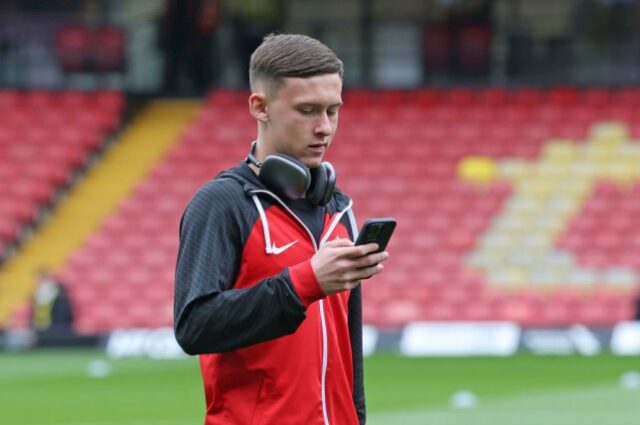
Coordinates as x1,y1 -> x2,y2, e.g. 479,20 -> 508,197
245,141 -> 336,206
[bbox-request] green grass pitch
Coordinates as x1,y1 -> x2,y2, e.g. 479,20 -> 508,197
1,349 -> 639,424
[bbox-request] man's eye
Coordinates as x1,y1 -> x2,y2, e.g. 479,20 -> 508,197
327,109 -> 338,117
299,108 -> 314,115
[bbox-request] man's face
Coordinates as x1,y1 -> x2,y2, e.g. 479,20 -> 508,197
262,73 -> 343,168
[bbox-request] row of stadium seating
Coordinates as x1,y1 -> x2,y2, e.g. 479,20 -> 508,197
0,90 -> 125,260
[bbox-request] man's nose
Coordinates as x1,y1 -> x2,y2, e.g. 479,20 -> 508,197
314,113 -> 332,137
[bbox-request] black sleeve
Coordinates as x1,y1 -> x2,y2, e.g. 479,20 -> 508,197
349,284 -> 366,424
340,195 -> 366,424
173,180 -> 308,355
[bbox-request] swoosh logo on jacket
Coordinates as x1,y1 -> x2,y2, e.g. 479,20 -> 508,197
271,240 -> 298,255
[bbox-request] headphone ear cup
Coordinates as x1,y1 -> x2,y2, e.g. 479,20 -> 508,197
260,155 -> 311,200
320,162 -> 336,206
307,162 -> 336,206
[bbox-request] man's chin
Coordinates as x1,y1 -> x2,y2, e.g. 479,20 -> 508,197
303,158 -> 323,169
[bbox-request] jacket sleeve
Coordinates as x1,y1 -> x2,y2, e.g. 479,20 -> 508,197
349,284 -> 366,424
344,201 -> 366,424
173,180 -> 317,355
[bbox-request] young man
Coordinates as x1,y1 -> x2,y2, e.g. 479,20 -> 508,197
174,33 -> 389,425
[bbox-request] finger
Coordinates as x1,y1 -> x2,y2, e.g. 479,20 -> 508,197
344,243 -> 379,258
354,251 -> 389,268
347,263 -> 384,281
324,238 -> 354,248
337,278 -> 361,291
345,280 -> 361,290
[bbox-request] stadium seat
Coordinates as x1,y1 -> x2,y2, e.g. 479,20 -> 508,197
93,26 -> 126,73
456,24 -> 491,75
423,25 -> 452,74
55,26 -> 92,73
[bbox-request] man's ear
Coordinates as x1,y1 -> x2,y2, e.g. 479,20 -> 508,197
249,92 -> 269,123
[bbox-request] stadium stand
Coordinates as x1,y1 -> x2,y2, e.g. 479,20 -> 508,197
57,94 -> 244,334
13,87 -> 639,334
0,100 -> 197,331
0,90 -> 124,262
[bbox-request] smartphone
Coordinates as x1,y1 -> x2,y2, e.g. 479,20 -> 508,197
355,217 -> 396,252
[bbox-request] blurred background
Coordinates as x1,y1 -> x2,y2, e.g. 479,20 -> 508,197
1,0 -> 640,424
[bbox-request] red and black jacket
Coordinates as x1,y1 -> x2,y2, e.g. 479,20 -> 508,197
174,161 -> 365,424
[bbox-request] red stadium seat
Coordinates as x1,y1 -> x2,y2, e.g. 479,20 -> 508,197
55,26 -> 92,72
93,26 -> 126,73
423,25 -> 452,73
456,24 -> 491,75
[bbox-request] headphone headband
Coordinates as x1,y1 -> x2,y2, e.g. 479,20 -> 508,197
245,141 -> 262,168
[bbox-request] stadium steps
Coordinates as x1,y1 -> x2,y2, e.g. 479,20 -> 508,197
0,100 -> 200,327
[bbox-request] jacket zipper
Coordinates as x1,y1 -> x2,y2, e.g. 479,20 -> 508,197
250,190 -> 331,425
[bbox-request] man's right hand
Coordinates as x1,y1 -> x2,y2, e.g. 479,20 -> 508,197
310,238 -> 389,296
